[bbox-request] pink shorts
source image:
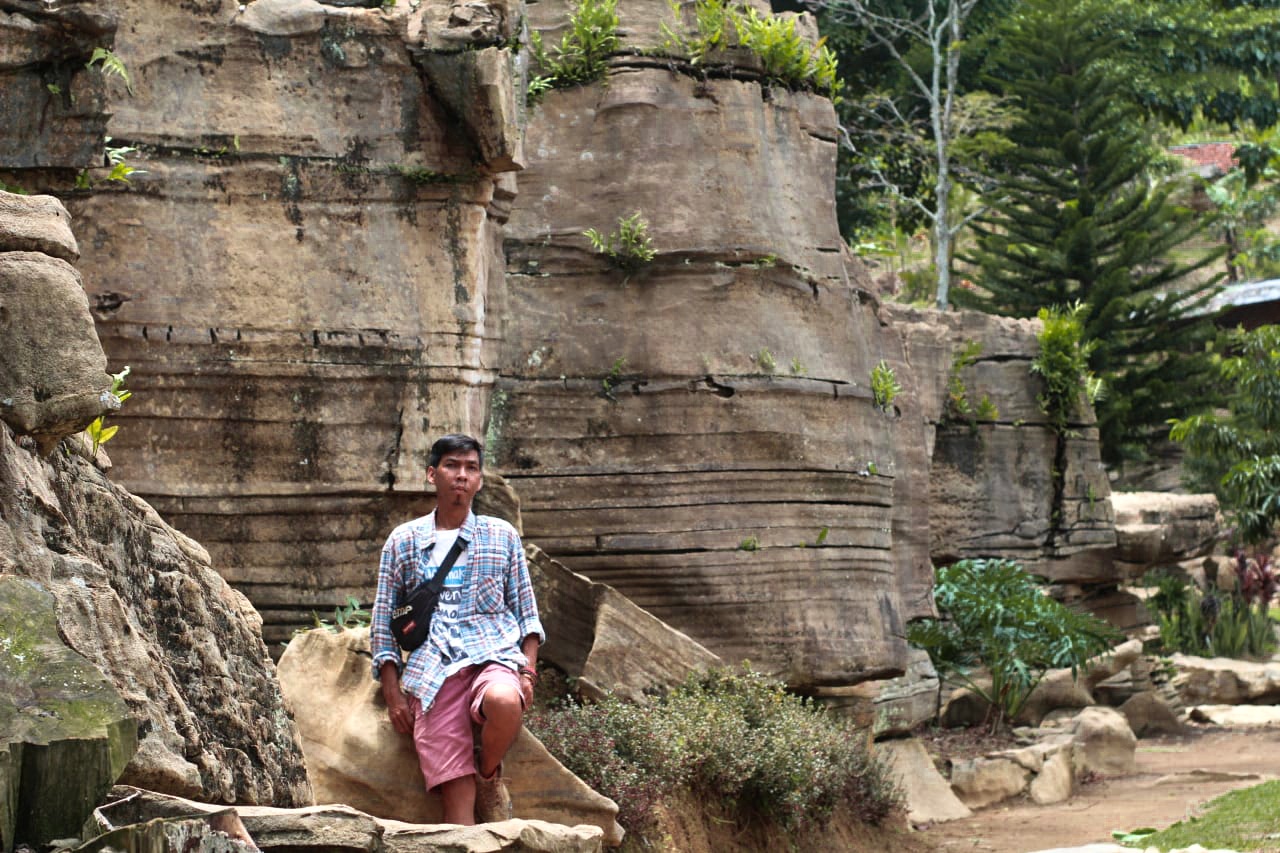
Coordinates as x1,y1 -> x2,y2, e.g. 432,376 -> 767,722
406,663 -> 524,791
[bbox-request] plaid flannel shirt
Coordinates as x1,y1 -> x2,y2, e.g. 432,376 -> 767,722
371,510 -> 545,707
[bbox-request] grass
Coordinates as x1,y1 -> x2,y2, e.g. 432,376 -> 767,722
1122,779 -> 1280,850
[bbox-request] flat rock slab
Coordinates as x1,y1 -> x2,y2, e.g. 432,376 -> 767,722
878,737 -> 971,825
1188,704 -> 1280,727
92,787 -> 605,852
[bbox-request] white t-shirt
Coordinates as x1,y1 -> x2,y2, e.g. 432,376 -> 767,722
428,527 -> 474,675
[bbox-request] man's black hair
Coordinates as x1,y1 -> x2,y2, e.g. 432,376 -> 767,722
428,433 -> 484,470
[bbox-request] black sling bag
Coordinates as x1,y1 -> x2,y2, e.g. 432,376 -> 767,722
389,536 -> 466,652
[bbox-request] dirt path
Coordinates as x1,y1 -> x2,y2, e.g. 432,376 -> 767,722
919,728 -> 1280,853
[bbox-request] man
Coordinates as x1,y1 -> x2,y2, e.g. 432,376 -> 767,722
371,433 -> 544,824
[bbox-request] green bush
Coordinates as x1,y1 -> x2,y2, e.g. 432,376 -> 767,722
908,558 -> 1120,732
1170,325 -> 1280,544
525,666 -> 901,839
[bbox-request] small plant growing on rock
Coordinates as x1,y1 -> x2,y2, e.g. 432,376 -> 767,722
1031,303 -> 1102,437
601,356 -> 628,399
660,0 -> 842,101
528,0 -> 620,101
870,359 -> 900,413
86,47 -> 133,94
312,595 -> 371,632
585,212 -> 657,272
754,347 -> 776,374
908,557 -> 1120,732
86,365 -> 131,455
944,340 -> 999,428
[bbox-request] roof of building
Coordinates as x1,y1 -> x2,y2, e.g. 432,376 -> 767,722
1170,142 -> 1237,178
1208,279 -> 1280,312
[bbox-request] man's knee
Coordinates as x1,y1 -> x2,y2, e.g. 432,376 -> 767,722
481,682 -> 523,722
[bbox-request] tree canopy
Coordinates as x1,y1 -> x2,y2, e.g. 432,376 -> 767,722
954,0 -> 1223,463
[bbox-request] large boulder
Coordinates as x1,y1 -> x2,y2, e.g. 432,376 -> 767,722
1171,655 -> 1280,706
0,576 -> 137,850
0,421 -> 311,807
1111,492 -> 1221,578
0,193 -> 113,452
276,627 -> 623,845
1016,639 -> 1143,725
527,545 -> 721,702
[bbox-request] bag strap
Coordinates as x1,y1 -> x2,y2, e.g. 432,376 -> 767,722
424,536 -> 467,594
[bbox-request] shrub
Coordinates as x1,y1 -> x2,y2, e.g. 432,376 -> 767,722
1170,324 -> 1280,544
908,558 -> 1121,732
1145,564 -> 1277,659
525,666 -> 901,839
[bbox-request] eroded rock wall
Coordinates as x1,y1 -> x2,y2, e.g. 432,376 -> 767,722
0,0 -> 1120,692
498,59 -> 923,686
31,0 -> 528,648
0,192 -> 311,807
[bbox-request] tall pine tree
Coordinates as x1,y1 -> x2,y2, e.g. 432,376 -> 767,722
956,0 -> 1222,465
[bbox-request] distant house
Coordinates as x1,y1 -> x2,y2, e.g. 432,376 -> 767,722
1207,279 -> 1280,329
1169,141 -> 1237,180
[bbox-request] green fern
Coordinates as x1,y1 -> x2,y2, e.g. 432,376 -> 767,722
86,47 -> 134,94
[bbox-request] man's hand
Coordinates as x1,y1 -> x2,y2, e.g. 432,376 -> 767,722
518,672 -> 535,707
380,661 -> 414,735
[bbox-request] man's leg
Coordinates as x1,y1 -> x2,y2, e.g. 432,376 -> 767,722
437,774 -> 477,825
409,674 -> 484,825
469,664 -> 527,822
477,680 -> 523,777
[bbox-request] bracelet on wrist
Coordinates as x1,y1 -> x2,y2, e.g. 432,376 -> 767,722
518,666 -> 539,684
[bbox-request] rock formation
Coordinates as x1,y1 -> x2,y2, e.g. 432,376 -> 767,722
0,190 -> 312,809
1111,492 -> 1222,579
0,0 -> 116,169
1,0 -> 1119,697
276,626 -> 624,845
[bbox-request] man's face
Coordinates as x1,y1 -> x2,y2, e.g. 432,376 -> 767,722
427,448 -> 483,510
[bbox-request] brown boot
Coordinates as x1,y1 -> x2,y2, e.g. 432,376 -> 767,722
474,762 -> 512,823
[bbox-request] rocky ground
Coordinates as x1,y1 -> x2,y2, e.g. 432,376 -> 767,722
920,726 -> 1280,853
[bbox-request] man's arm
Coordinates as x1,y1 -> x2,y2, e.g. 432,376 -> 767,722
380,660 -> 413,734
371,533 -> 410,732
519,633 -> 541,706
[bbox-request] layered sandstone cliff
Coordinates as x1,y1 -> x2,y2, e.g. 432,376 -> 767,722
0,0 -> 1118,691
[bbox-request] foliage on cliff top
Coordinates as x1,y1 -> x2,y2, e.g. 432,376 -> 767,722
662,0 -> 842,101
528,0 -> 619,99
526,665 -> 901,844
